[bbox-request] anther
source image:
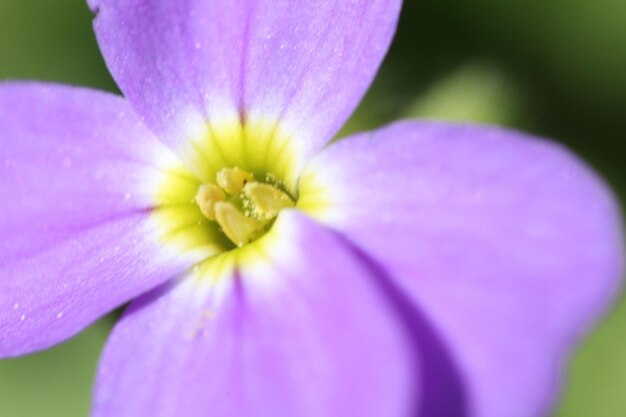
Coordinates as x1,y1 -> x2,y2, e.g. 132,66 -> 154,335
195,167 -> 294,247
194,184 -> 225,220
214,201 -> 263,247
243,182 -> 295,220
216,167 -> 254,194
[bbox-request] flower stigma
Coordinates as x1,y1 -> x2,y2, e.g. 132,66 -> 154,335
195,167 -> 295,247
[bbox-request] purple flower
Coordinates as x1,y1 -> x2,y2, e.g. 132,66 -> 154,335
0,1 -> 623,416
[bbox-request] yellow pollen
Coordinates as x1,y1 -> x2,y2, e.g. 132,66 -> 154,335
243,182 -> 295,220
194,183 -> 225,220
216,167 -> 254,194
214,201 -> 263,247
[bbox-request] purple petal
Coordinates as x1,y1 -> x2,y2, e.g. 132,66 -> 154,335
0,83 -> 202,357
299,121 -> 624,417
93,211 -> 465,417
89,0 -> 401,162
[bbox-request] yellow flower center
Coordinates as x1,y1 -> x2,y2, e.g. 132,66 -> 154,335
195,167 -> 295,247
147,116 -> 327,279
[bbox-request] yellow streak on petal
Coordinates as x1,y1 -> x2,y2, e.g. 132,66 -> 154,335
150,151 -> 233,259
296,167 -> 335,219
188,219 -> 279,285
181,115 -> 303,194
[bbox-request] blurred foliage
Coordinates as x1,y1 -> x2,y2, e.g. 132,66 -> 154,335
0,320 -> 111,417
402,62 -> 525,125
0,0 -> 624,416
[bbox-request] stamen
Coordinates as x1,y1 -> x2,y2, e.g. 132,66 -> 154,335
214,201 -> 263,247
194,167 -> 294,247
243,182 -> 295,220
194,184 -> 225,220
216,167 -> 254,194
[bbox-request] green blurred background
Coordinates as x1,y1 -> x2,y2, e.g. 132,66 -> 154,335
0,0 -> 625,415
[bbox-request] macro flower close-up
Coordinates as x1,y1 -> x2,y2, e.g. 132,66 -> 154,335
0,1 -> 624,417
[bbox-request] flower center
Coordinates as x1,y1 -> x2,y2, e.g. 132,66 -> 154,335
149,117 -> 311,269
194,167 -> 295,247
